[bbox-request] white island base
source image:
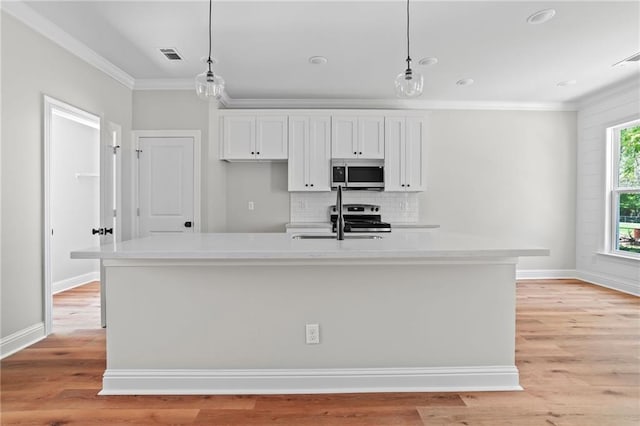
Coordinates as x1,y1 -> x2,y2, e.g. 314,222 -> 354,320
100,259 -> 523,395
72,232 -> 548,395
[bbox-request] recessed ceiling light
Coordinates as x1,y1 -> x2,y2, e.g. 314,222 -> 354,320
526,8 -> 556,25
456,78 -> 474,86
309,56 -> 328,65
418,57 -> 439,67
557,79 -> 577,87
200,56 -> 217,65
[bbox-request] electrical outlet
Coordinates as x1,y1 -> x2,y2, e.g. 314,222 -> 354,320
248,201 -> 255,211
305,324 -> 320,344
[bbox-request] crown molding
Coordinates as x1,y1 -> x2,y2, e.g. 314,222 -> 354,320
1,1 -> 135,90
221,97 -> 578,111
132,80 -> 577,110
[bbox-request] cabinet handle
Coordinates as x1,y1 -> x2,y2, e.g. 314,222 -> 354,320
257,152 -> 260,155
407,184 -> 410,187
305,184 -> 309,187
359,152 -> 363,155
251,151 -> 255,155
310,184 -> 314,187
353,151 -> 357,155
401,184 -> 405,187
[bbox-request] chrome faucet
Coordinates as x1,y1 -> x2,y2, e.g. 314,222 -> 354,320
336,185 -> 345,240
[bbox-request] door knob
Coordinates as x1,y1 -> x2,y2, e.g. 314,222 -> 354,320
184,221 -> 192,228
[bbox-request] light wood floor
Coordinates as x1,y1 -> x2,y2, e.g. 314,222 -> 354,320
1,279 -> 638,425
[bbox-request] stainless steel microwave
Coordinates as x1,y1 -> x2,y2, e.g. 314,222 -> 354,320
331,159 -> 384,190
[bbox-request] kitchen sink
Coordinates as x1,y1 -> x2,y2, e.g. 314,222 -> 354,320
291,234 -> 383,240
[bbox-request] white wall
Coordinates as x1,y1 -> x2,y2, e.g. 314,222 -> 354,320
423,110 -> 577,271
51,114 -> 100,287
1,13 -> 132,345
576,78 -> 640,295
132,90 -> 226,232
225,162 -> 290,232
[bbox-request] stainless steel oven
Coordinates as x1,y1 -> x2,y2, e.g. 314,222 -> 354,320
331,159 -> 384,190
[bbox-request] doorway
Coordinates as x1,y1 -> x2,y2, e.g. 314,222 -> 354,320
43,96 -> 121,335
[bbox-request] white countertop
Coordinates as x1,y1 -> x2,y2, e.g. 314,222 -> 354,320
285,222 -> 440,229
71,231 -> 549,260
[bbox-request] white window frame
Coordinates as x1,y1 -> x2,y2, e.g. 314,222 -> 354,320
605,118 -> 640,259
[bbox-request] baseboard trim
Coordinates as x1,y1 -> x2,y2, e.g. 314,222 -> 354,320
516,269 -> 576,280
53,271 -> 99,294
576,270 -> 640,297
0,322 -> 46,360
99,365 -> 521,395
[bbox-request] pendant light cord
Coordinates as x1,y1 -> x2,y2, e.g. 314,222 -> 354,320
207,0 -> 213,72
405,0 -> 412,70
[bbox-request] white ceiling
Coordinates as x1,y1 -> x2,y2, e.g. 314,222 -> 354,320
15,1 -> 640,105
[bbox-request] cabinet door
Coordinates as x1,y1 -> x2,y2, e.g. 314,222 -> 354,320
384,117 -> 405,191
257,116 -> 288,160
308,116 -> 331,191
221,116 -> 256,159
358,116 -> 385,159
331,116 -> 358,158
288,116 -> 309,191
405,117 -> 425,191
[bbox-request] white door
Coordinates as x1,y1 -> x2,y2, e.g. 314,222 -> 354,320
138,137 -> 195,236
100,121 -> 122,244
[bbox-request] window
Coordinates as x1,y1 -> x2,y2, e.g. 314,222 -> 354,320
607,119 -> 640,256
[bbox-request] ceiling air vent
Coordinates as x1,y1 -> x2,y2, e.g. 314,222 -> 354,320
159,48 -> 183,61
613,52 -> 640,67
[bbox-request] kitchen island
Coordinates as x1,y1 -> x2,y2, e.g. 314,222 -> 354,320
72,231 -> 548,395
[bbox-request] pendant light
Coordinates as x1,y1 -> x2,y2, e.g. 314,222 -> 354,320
394,0 -> 423,97
195,0 -> 225,100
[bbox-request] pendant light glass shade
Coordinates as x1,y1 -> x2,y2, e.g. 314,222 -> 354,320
396,0 -> 423,98
196,0 -> 224,100
195,69 -> 225,100
395,68 -> 424,98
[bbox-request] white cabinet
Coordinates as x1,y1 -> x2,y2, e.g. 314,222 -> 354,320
220,114 -> 288,160
331,115 -> 384,159
384,116 -> 425,192
288,115 -> 331,191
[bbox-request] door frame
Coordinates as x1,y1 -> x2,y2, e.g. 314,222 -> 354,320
43,96 -> 105,336
131,130 -> 202,237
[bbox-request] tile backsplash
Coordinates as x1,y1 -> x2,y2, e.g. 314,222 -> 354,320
290,191 -> 419,223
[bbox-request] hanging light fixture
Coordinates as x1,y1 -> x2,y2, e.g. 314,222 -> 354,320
195,0 -> 225,100
394,0 -> 423,97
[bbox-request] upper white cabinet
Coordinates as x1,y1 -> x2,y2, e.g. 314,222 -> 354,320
384,116 -> 425,192
288,115 -> 331,191
331,115 -> 384,159
220,114 -> 288,160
